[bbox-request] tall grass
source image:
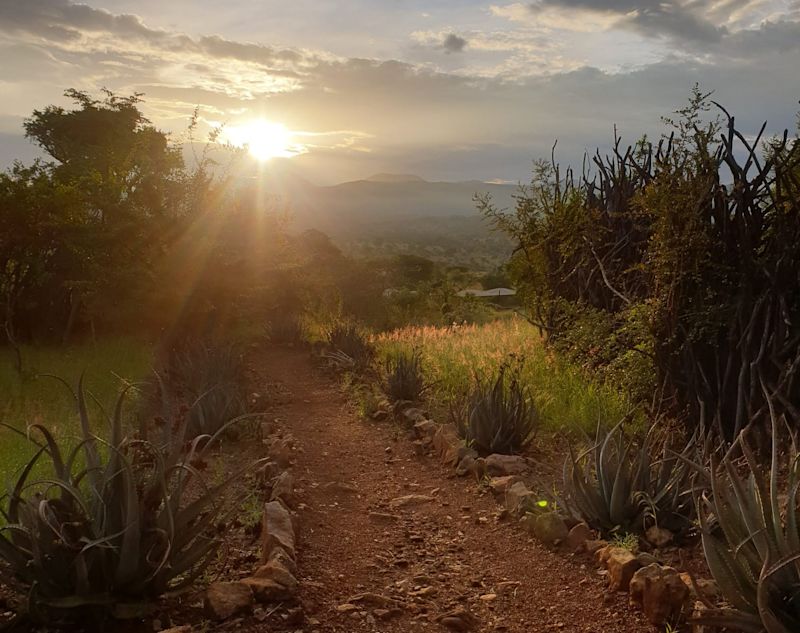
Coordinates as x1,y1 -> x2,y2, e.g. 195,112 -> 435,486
0,338 -> 152,482
374,317 -> 634,435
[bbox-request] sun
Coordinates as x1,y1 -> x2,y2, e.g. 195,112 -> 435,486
225,119 -> 297,161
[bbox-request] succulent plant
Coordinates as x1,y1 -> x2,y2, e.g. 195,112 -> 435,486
453,359 -> 537,455
563,422 -> 698,537
385,350 -> 427,402
325,322 -> 373,370
0,378 -> 262,623
161,342 -> 249,438
694,404 -> 800,633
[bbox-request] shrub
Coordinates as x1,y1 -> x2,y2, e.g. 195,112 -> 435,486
326,322 -> 373,369
694,408 -> 800,632
0,379 -> 261,624
453,359 -> 537,455
563,422 -> 697,537
160,342 -> 249,438
385,350 -> 427,402
482,90 -> 800,439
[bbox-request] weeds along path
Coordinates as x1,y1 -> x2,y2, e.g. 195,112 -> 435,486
257,346 -> 649,633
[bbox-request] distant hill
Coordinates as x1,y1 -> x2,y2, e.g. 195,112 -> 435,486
290,174 -> 518,236
363,173 -> 427,183
255,170 -> 520,269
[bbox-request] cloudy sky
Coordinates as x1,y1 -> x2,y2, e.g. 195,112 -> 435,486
1,0 -> 798,183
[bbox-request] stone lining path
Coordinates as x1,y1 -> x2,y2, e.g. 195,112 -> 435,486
255,345 -> 650,633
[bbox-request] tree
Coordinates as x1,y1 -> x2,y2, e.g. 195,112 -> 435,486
0,162 -> 82,366
21,89 -> 187,338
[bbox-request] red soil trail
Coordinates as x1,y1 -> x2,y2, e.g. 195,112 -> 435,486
255,345 -> 650,633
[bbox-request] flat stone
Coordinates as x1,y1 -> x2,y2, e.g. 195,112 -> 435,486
261,500 -> 296,562
565,522 -> 593,552
253,559 -> 298,592
488,475 -> 521,497
241,577 -> 293,603
269,470 -> 296,508
485,454 -> 528,476
204,582 -> 253,620
439,606 -> 480,631
389,494 -> 435,509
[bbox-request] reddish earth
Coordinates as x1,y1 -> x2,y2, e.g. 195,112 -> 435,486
252,345 -> 650,633
0,345 -> 655,632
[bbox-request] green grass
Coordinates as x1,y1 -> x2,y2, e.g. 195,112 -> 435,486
0,337 -> 153,483
374,317 -> 636,436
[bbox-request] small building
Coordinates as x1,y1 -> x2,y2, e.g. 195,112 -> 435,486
456,287 -> 516,298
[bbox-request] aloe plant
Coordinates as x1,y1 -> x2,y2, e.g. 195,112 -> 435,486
326,322 -> 373,369
385,350 -> 427,402
0,378 -> 262,623
162,342 -> 249,437
453,360 -> 538,455
563,422 -> 698,536
694,405 -> 800,633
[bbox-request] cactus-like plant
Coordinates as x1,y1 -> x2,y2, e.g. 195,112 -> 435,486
563,422 -> 698,537
0,378 -> 262,623
326,322 -> 373,370
162,342 -> 249,437
453,360 -> 537,455
385,350 -> 427,402
694,405 -> 800,632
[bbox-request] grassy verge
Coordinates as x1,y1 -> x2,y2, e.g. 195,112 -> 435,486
0,337 -> 153,482
374,316 -> 635,435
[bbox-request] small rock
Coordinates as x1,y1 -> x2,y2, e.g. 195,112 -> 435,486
270,471 -> 296,508
679,573 -> 720,602
629,564 -> 690,626
414,420 -> 437,438
261,500 -> 296,562
604,547 -> 643,592
389,494 -> 435,509
637,552 -> 659,567
645,525 -> 674,548
253,559 -> 298,592
456,454 -> 476,476
439,606 -> 480,631
374,607 -> 403,620
479,593 -> 497,601
488,476 -> 521,497
565,522 -> 593,552
204,582 -> 253,621
433,425 -> 461,460
505,481 -> 536,515
402,407 -> 428,425
336,603 -> 358,613
532,512 -> 569,546
241,577 -> 293,602
485,454 -> 529,476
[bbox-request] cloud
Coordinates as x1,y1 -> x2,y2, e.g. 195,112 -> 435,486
443,33 -> 467,53
0,0 -> 798,184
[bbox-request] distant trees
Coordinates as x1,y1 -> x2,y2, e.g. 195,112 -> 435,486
483,88 -> 800,438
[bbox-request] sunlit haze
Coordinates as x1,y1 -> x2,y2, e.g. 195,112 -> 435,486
223,119 -> 303,161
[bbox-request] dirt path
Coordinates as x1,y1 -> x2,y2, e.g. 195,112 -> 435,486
256,346 -> 650,633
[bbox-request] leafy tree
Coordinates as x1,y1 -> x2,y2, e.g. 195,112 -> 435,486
0,162 -> 82,366
22,89 -> 187,337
